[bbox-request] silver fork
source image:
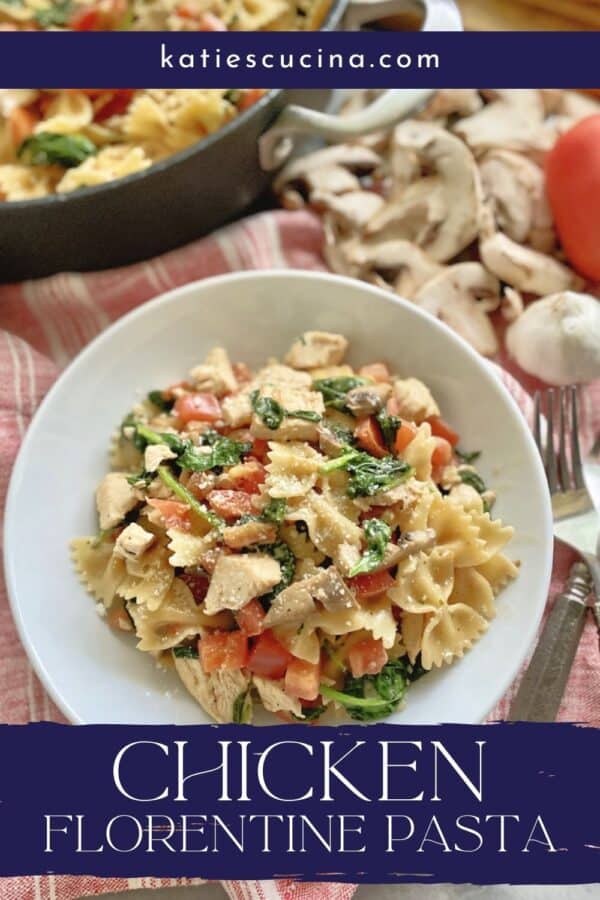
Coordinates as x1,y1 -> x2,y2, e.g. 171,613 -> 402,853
509,386 -> 597,722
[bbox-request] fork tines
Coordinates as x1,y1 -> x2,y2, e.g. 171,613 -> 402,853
534,386 -> 586,494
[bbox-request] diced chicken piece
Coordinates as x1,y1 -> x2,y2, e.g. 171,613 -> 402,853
284,331 -> 349,370
263,581 -> 317,627
144,443 -> 177,472
250,384 -> 325,443
114,522 -> 155,562
175,657 -> 251,724
345,382 -> 392,417
253,363 -> 312,390
189,346 -> 238,397
223,520 -> 278,550
221,392 -> 253,428
310,364 -> 354,380
354,479 -> 427,510
253,675 -> 303,719
448,482 -> 484,513
370,529 -> 437,573
204,553 -> 281,614
392,377 -> 440,423
95,473 -> 140,530
308,566 -> 357,612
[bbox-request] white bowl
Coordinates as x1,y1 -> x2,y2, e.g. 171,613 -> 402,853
4,271 -> 553,725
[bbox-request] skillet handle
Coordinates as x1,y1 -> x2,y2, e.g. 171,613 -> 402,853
258,0 -> 462,170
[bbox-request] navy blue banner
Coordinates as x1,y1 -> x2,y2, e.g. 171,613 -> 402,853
0,32 -> 599,88
0,722 -> 599,883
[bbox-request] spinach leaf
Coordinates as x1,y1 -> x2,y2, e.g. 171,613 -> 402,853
287,409 -> 322,423
18,132 -> 96,168
313,376 -> 368,411
35,0 -> 73,27
349,517 -> 392,576
147,390 -> 174,412
376,409 -> 401,448
323,447 -> 413,498
295,704 -> 326,722
232,690 -> 252,724
120,413 -> 146,452
173,645 -> 199,659
320,658 -> 408,721
456,448 -> 481,464
250,391 -> 321,429
256,541 -> 296,605
459,469 -> 487,495
132,422 -> 249,472
261,498 -> 287,524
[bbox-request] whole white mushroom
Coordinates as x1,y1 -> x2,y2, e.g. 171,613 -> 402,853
506,291 -> 600,385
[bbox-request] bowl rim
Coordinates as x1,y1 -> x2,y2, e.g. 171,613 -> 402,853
3,269 -> 554,724
1,0 -> 347,214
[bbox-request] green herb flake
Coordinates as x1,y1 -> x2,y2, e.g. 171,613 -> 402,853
313,376 -> 368,411
250,391 -> 321,430
147,390 -> 175,412
294,704 -> 326,722
322,447 -> 413,498
256,541 -> 296,605
349,517 -> 392,577
173,645 -> 199,659
34,0 -> 73,27
18,132 -> 97,168
261,498 -> 287,524
456,448 -> 481,464
232,690 -> 252,724
376,409 -> 401,448
459,469 -> 487,495
287,409 -> 322,423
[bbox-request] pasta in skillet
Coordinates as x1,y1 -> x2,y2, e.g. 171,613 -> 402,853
72,332 -> 519,723
0,0 -> 329,199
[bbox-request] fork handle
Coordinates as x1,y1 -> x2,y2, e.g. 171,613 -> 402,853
508,562 -> 591,722
583,552 -> 600,643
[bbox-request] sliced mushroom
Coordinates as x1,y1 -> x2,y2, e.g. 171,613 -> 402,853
370,529 -> 437,573
500,287 -> 524,322
453,90 -> 550,157
344,382 -> 391,417
308,566 -> 356,612
413,263 -> 501,356
480,228 -> 582,296
366,175 -> 446,250
374,120 -> 483,263
263,580 -> 317,627
347,239 -> 442,299
274,144 -> 382,208
311,189 -> 384,230
418,89 -> 483,122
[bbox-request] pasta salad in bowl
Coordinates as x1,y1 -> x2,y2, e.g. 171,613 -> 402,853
4,271 -> 552,725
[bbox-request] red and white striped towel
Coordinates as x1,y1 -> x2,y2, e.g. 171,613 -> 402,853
0,209 -> 599,900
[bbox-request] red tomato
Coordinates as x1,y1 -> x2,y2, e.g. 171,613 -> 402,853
358,362 -> 391,383
147,499 -> 191,531
348,570 -> 395,600
247,630 -> 293,679
69,6 -> 100,29
354,416 -> 387,459
238,89 -> 264,112
174,392 -> 221,423
94,89 -> 135,122
200,631 -> 248,673
359,505 -> 387,523
546,115 -> 600,280
226,460 -> 266,494
431,436 -> 453,469
348,638 -> 388,677
70,0 -> 127,29
426,416 -> 459,447
207,489 -> 254,521
9,106 -> 38,146
285,659 -> 321,701
394,421 -> 417,454
250,438 -> 269,462
236,599 -> 266,636
180,571 -> 210,604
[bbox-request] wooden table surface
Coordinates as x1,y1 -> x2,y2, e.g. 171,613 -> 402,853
458,0 -> 600,31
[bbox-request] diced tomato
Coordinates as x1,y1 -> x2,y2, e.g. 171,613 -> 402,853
431,436 -> 453,469
360,505 -> 387,523
247,630 -> 293,679
70,0 -> 127,29
354,416 -> 387,459
394,421 -> 417,454
174,392 -> 221,423
238,89 -> 264,112
358,362 -> 391,383
348,570 -> 395,600
387,396 -> 400,416
285,659 -> 321,701
348,638 -> 388,677
236,599 -> 266,636
94,89 -> 135,122
147,499 -> 191,531
180,571 -> 210,604
250,438 -> 269,463
207,489 -> 255,520
426,416 -> 459,447
226,459 -> 266,494
9,106 -> 38,146
69,6 -> 100,29
200,631 -> 248,673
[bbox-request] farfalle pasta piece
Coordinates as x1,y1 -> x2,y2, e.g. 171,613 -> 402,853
402,422 -> 437,481
57,146 -> 152,193
476,553 -> 520,595
34,92 -> 93,135
420,603 -> 489,669
117,543 -> 174,611
287,490 -> 363,569
469,511 -> 515,561
279,523 -> 325,565
265,441 -> 322,498
129,578 -> 205,652
401,612 -> 425,664
384,481 -> 437,532
427,493 -> 487,567
71,537 -> 126,608
449,566 -> 496,620
389,547 -> 455,614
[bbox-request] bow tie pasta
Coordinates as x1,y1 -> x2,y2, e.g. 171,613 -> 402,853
72,331 -> 518,723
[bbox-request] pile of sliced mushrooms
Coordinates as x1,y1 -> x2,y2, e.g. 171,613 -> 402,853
274,90 -> 600,385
